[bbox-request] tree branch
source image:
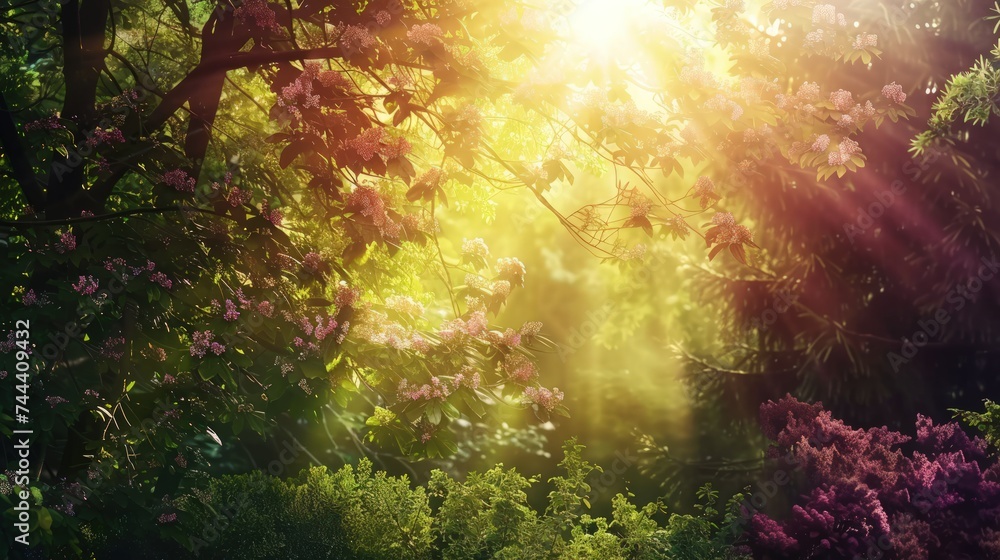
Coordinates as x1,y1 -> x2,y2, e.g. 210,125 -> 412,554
89,44 -> 347,203
45,0 -> 111,217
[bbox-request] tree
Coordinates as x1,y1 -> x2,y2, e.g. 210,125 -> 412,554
0,1 -> 569,551
638,0 -> 1000,429
0,0 -> 926,554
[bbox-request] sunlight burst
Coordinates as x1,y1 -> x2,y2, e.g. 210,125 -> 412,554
567,0 -> 656,59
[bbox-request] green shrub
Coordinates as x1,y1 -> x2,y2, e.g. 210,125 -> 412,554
157,440 -> 747,560
953,399 -> 1000,451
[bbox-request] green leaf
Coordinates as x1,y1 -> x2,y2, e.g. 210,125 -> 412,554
37,507 -> 52,531
198,359 -> 228,381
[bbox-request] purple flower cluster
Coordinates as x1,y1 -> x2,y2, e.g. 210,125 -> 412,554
747,396 -> 1000,559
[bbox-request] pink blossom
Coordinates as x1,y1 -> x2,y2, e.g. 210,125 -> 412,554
234,0 -> 282,33
853,33 -> 878,49
812,4 -> 837,25
346,128 -> 386,161
234,288 -> 252,308
340,24 -> 377,54
303,252 -> 323,273
24,114 -> 63,132
298,378 -> 312,395
828,138 -> 861,166
149,347 -> 167,362
224,299 -> 240,322
523,386 -> 564,411
501,328 -> 522,347
47,396 -> 68,408
711,212 -> 754,245
496,257 -> 526,286
318,70 -> 351,90
56,231 -> 76,253
22,290 -> 38,306
100,337 -> 126,361
190,331 -> 223,358
629,194 -> 652,219
227,186 -> 252,207
410,335 -> 431,353
335,282 -> 360,308
520,321 -> 543,337
346,184 -> 389,227
279,69 -> 320,111
162,169 -> 196,193
463,311 -> 487,337
796,82 -> 821,100
261,200 -> 283,227
829,89 -> 854,112
414,167 -> 444,190
149,272 -> 172,289
313,316 -> 338,341
407,23 -> 443,45
882,82 -> 907,104
380,136 -> 412,160
257,301 -> 275,317
104,257 -> 127,272
503,353 -> 537,382
85,127 -> 125,148
398,377 -> 452,401
454,367 -> 481,390
72,276 -> 99,295
694,176 -> 719,208
1,333 -> 18,354
462,238 -> 489,259
712,211 -> 736,227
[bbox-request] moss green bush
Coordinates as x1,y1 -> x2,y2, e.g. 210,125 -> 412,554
154,440 -> 748,560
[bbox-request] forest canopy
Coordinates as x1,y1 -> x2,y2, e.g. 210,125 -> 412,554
2,0 -> 1000,558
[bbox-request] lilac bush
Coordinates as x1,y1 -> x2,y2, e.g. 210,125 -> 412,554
747,396 -> 1000,559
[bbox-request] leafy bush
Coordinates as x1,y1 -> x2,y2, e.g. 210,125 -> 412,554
746,396 -> 1000,559
953,399 -> 1000,452
123,440 -> 749,560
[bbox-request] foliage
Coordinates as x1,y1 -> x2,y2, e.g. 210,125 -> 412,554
73,440 -> 746,560
745,396 -> 1000,560
953,399 -> 1000,452
662,0 -> 1000,437
912,3 -> 1000,152
0,0 -> 571,551
3,0 -> 1000,556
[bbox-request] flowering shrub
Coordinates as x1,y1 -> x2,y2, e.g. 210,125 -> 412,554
746,396 -> 1000,559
